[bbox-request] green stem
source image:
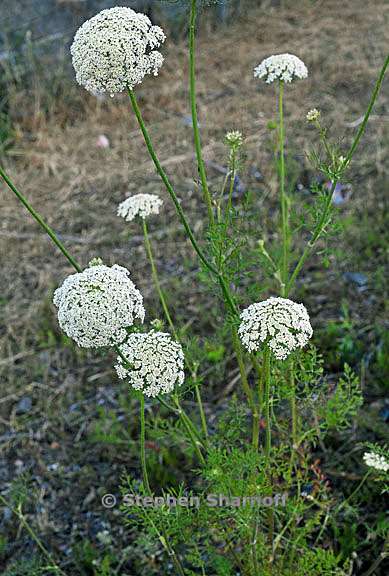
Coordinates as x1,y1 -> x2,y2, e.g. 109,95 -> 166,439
252,408 -> 260,450
181,409 -> 205,448
142,221 -> 209,444
336,470 -> 371,513
218,275 -> 239,317
263,347 -> 271,458
217,171 -> 229,223
160,526 -> 187,576
0,166 -> 81,272
231,326 -> 262,449
128,89 -> 217,276
174,396 -> 206,465
128,89 -> 240,322
252,359 -> 264,450
344,54 -> 389,165
286,53 -> 389,295
0,496 -> 66,576
139,394 -> 151,493
285,178 -> 337,295
226,148 -> 236,218
256,356 -> 264,416
194,380 -> 208,440
278,81 -> 288,295
189,0 -> 214,225
128,89 -> 239,319
232,328 -> 254,411
159,394 -> 205,450
313,471 -> 372,548
290,357 -> 297,452
251,515 -> 260,576
147,505 -> 187,576
142,219 -> 177,337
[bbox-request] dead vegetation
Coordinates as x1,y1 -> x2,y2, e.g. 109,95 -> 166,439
0,0 -> 388,573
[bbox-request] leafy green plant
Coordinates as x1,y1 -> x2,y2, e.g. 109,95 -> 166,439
0,1 -> 388,575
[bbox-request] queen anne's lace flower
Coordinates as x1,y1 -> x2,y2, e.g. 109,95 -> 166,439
53,264 -> 145,348
115,331 -> 185,397
117,193 -> 163,221
70,7 -> 166,95
254,53 -> 308,84
363,452 -> 389,472
238,297 -> 313,360
306,108 -> 320,122
225,130 -> 243,149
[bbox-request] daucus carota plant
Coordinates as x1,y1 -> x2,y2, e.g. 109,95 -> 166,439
1,2 -> 388,574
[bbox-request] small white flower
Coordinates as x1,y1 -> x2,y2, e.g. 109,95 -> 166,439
117,193 -> 163,221
238,297 -> 313,360
306,108 -> 320,122
70,7 -> 166,95
115,331 -> 185,397
225,130 -> 243,149
53,264 -> 145,348
363,452 -> 389,472
254,53 -> 308,84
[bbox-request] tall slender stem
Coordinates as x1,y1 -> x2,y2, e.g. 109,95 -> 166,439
158,394 -> 205,449
139,394 -> 151,493
189,0 -> 214,225
232,328 -> 254,410
290,359 -> 297,448
194,380 -> 208,440
0,166 -> 81,272
128,89 -> 240,322
252,360 -> 264,450
252,408 -> 260,450
142,462 -> 187,576
251,514 -> 260,576
174,396 -> 206,464
285,178 -> 337,295
289,357 -> 298,473
142,219 -> 177,337
286,53 -> 389,295
142,221 -> 208,442
128,89 -> 217,276
160,526 -> 187,576
0,496 -> 66,576
227,148 -> 236,217
278,81 -> 288,295
263,347 -> 271,458
344,54 -> 389,165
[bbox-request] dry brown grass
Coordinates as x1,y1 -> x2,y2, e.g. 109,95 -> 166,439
0,0 -> 388,419
1,0 -> 388,346
0,1 -> 388,569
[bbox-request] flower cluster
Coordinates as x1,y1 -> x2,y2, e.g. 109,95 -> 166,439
363,452 -> 389,472
118,193 -> 163,221
53,264 -> 145,348
225,130 -> 243,149
115,331 -> 185,397
238,297 -> 313,360
70,7 -> 166,95
306,108 -> 320,122
254,53 -> 308,84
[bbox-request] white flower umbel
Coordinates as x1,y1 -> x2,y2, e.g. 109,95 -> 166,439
117,193 -> 163,221
363,452 -> 389,472
70,7 -> 166,95
306,108 -> 320,122
225,130 -> 243,149
115,331 -> 185,397
239,297 -> 313,360
254,53 -> 308,84
53,264 -> 145,348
